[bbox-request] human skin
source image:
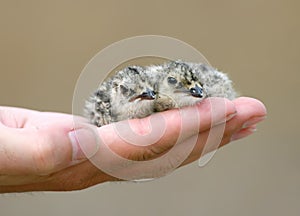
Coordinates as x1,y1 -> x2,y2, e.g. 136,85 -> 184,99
0,97 -> 266,193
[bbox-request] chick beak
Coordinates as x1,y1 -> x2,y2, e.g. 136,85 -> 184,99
129,88 -> 156,102
189,84 -> 203,98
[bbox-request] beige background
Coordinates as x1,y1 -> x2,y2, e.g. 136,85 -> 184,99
0,0 -> 299,215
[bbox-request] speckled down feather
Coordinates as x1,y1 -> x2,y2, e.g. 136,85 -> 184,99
85,60 -> 237,127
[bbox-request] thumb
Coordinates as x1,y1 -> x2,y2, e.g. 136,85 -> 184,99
0,121 -> 98,176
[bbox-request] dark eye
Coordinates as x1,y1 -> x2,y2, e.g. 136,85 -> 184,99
167,77 -> 177,84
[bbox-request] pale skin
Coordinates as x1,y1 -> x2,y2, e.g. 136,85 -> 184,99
0,97 -> 266,193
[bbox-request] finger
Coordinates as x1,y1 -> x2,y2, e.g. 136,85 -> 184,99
222,97 -> 267,141
230,125 -> 257,141
233,97 -> 267,117
181,97 -> 267,166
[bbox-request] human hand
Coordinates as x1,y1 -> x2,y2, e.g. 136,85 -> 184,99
0,97 -> 266,193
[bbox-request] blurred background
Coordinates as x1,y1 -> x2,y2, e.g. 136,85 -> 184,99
0,0 -> 299,215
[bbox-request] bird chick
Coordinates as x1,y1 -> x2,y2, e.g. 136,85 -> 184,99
85,60 -> 237,127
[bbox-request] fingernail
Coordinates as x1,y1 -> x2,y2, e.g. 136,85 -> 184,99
231,126 -> 257,141
243,116 -> 266,128
246,124 -> 257,132
226,111 -> 237,121
215,112 -> 237,125
68,128 -> 99,162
